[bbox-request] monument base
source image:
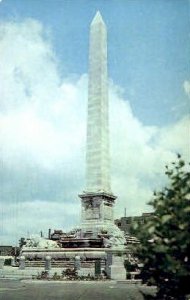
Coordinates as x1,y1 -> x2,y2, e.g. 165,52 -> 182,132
79,192 -> 126,250
20,241 -> 127,279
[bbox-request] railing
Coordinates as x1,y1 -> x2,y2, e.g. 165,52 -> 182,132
24,259 -> 106,269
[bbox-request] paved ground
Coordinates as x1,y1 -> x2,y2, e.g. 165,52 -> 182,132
0,279 -> 156,300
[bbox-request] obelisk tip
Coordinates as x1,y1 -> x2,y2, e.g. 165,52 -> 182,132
91,11 -> 105,26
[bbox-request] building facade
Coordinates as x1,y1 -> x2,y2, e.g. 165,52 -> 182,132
115,213 -> 154,235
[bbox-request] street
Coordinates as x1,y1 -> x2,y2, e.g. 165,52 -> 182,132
0,279 -> 156,300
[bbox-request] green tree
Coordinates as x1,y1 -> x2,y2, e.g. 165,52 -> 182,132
135,155 -> 190,300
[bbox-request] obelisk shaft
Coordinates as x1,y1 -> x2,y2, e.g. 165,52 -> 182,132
86,12 -> 111,194
79,13 -> 124,248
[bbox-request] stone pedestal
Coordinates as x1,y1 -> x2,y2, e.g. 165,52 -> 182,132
0,258 -> 5,269
19,256 -> 25,270
106,252 -> 126,280
74,256 -> 81,271
11,257 -> 15,266
79,192 -> 116,232
45,256 -> 51,271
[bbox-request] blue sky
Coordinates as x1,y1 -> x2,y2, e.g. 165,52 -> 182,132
0,0 -> 189,244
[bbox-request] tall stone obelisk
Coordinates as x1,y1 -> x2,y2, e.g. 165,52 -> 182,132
79,12 -> 119,237
86,11 -> 110,194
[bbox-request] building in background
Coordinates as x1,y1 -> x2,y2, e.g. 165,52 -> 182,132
0,246 -> 13,256
115,212 -> 154,235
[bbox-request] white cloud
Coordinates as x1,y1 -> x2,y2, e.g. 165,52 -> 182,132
0,201 -> 80,245
110,88 -> 189,216
183,80 -> 190,98
0,19 -> 60,112
158,116 -> 190,159
0,19 -> 189,244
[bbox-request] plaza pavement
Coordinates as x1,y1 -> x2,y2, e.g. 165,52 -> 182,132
0,279 -> 156,300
